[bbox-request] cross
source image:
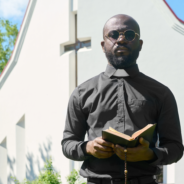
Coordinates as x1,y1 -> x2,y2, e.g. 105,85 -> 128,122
60,9 -> 91,174
64,14 -> 91,86
64,15 -> 91,53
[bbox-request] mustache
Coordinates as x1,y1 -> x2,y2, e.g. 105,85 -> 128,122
114,45 -> 131,52
104,45 -> 131,54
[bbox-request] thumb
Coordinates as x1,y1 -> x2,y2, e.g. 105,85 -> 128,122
139,137 -> 149,147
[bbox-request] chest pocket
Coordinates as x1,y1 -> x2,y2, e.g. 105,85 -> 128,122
128,99 -> 155,114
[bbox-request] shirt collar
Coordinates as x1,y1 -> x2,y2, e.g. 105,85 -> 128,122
104,63 -> 140,78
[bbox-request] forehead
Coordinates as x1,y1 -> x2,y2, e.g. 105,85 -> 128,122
105,17 -> 139,33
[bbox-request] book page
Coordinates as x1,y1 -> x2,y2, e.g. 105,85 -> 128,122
107,127 -> 132,140
109,127 -> 122,134
131,124 -> 153,139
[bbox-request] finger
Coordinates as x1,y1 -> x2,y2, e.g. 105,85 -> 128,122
115,150 -> 136,162
114,147 -> 136,161
114,148 -> 125,160
114,145 -> 125,154
139,137 -> 149,147
95,150 -> 114,159
114,145 -> 135,157
96,137 -> 114,148
94,143 -> 114,152
114,145 -> 127,152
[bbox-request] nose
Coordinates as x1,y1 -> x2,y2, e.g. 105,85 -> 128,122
117,35 -> 127,44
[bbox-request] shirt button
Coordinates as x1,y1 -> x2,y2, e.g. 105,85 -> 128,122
118,99 -> 123,103
118,118 -> 124,122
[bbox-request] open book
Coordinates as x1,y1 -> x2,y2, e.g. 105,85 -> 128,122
102,124 -> 156,148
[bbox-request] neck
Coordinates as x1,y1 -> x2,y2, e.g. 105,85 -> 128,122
108,61 -> 137,69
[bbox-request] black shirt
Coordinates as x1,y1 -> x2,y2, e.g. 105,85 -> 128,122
62,64 -> 183,179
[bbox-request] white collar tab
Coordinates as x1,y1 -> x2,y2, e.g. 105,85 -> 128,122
113,69 -> 129,77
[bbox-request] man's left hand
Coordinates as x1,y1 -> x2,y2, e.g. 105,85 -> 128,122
114,137 -> 156,162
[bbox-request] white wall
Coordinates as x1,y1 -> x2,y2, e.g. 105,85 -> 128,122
0,138 -> 7,184
0,0 -> 76,183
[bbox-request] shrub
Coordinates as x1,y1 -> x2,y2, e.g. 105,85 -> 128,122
36,158 -> 61,184
11,158 -> 62,184
11,158 -> 87,184
66,169 -> 86,184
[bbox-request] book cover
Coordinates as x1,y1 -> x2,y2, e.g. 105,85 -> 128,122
102,124 -> 156,148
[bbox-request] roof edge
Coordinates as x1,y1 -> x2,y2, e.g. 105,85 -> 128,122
153,0 -> 184,36
0,0 -> 31,78
163,0 -> 184,24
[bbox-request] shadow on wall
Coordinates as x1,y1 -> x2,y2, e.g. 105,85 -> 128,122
7,155 -> 16,184
26,152 -> 37,181
26,137 -> 53,180
6,137 -> 53,182
38,138 -> 52,167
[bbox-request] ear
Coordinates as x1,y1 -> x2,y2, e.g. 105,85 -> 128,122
101,41 -> 105,53
139,39 -> 143,51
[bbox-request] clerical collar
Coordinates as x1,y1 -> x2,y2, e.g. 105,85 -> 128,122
104,64 -> 140,78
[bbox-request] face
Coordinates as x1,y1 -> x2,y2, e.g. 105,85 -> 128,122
101,16 -> 143,69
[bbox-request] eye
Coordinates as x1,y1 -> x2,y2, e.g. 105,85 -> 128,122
108,31 -> 119,40
124,31 -> 135,41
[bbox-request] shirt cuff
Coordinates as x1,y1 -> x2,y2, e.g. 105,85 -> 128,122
79,141 -> 92,159
148,147 -> 164,166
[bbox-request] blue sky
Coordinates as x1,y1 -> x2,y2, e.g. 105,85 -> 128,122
165,0 -> 184,22
0,0 -> 29,54
0,0 -> 29,30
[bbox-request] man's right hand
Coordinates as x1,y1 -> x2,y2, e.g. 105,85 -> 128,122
86,137 -> 114,159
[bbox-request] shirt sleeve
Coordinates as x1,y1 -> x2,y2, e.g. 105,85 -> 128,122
149,87 -> 184,166
61,87 -> 91,161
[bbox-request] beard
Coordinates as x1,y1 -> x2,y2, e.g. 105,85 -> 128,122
104,45 -> 140,69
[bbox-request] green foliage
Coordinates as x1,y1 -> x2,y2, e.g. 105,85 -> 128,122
66,169 -> 86,184
11,158 -> 87,184
36,158 -> 62,184
11,158 -> 62,184
66,169 -> 78,184
0,18 -> 18,72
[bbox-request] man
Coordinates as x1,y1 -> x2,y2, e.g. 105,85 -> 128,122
62,14 -> 183,184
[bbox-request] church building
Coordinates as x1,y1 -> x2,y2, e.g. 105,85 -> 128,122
0,0 -> 184,184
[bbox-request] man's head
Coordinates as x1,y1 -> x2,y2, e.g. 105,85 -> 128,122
101,14 -> 143,69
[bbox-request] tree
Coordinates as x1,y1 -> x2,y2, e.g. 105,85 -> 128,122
0,19 -> 18,73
